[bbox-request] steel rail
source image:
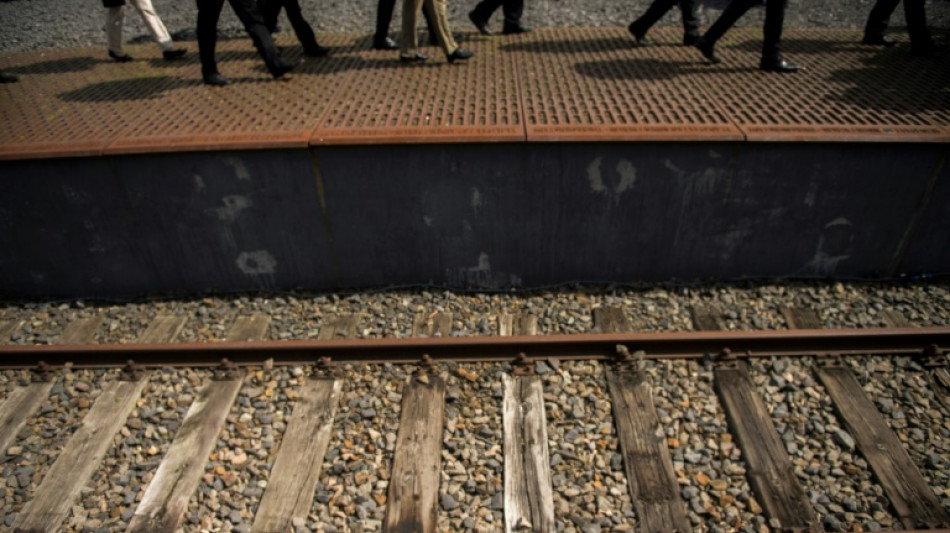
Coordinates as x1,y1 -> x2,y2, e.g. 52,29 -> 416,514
0,327 -> 947,369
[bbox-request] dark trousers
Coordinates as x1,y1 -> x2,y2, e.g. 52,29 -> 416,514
260,0 -> 320,52
197,0 -> 282,76
864,0 -> 931,48
470,0 -> 523,26
704,0 -> 786,59
375,0 -> 436,40
630,0 -> 699,37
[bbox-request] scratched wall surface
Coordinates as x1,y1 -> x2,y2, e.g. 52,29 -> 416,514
1,143 -> 948,297
899,150 -> 950,275
0,150 -> 336,297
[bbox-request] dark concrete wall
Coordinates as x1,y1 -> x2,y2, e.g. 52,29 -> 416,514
1,142 -> 947,297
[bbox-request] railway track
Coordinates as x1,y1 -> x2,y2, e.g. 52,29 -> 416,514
0,308 -> 949,533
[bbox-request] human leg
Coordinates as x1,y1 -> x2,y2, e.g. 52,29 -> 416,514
424,0 -> 458,55
282,0 -> 327,55
469,0 -> 504,34
259,0 -> 282,33
628,0 -> 680,42
128,0 -> 174,50
197,0 -> 226,81
106,5 -> 128,57
500,0 -> 528,33
374,0 -> 398,47
759,0 -> 797,71
228,0 -> 294,76
863,0 -> 900,42
400,0 -> 425,58
903,0 -> 934,53
694,0 -> 755,63
679,0 -> 699,44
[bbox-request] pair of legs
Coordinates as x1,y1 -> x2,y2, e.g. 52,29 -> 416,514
106,0 -> 185,60
468,0 -> 529,35
400,0 -> 473,62
197,0 -> 297,84
695,0 -> 798,72
628,0 -> 699,45
374,0 -> 437,49
863,0 -> 933,53
259,0 -> 328,56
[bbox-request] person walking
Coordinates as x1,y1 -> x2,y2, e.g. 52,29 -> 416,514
103,0 -> 186,62
197,0 -> 299,85
399,0 -> 474,63
467,0 -> 530,36
862,0 -> 935,56
259,0 -> 330,57
627,0 -> 699,46
372,0 -> 438,49
693,0 -> 799,72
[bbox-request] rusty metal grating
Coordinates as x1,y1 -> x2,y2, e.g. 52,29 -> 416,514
107,34 -> 361,154
691,28 -> 950,142
1,27 -> 949,160
515,27 -> 744,141
312,33 -> 523,144
0,48 -> 133,159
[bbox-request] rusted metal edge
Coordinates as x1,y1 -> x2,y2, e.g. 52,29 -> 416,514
0,141 -> 108,161
0,327 -> 946,369
525,125 -> 746,143
104,132 -> 312,155
741,127 -> 950,144
310,128 -> 526,145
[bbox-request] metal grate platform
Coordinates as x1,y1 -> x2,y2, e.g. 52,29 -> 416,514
0,28 -> 948,159
691,28 -> 950,142
313,34 -> 524,144
513,27 -> 744,141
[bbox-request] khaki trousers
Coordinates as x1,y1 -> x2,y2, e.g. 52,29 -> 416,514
400,0 -> 457,57
107,0 -> 174,54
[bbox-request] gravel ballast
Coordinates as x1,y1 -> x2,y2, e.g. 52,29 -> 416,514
1,280 -> 950,531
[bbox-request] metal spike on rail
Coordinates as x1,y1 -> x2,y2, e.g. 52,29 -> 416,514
922,344 -> 948,368
213,357 -> 241,380
311,356 -> 342,379
31,360 -> 54,382
120,359 -> 146,381
512,352 -> 535,375
414,353 -> 439,384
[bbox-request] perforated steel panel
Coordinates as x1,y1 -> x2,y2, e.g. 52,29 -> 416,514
0,48 -> 130,159
692,28 -> 950,142
516,27 -> 744,141
107,34 -> 360,154
312,34 -> 523,144
1,27 -> 949,160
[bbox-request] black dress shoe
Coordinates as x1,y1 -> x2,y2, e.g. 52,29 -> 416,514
447,48 -> 474,63
162,47 -> 187,60
203,72 -> 231,86
109,50 -> 133,62
373,36 -> 399,50
627,22 -> 650,46
759,56 -> 800,72
0,72 -> 18,83
502,23 -> 531,34
469,11 -> 493,35
271,59 -> 300,78
694,37 -> 720,63
305,45 -> 331,57
399,52 -> 428,63
693,37 -> 722,63
683,32 -> 700,46
861,34 -> 896,47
